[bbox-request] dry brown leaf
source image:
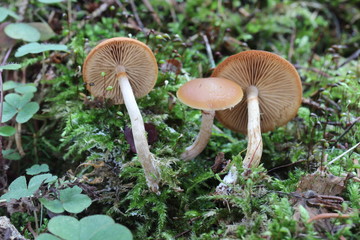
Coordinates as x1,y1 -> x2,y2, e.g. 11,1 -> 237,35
160,59 -> 182,75
297,172 -> 348,195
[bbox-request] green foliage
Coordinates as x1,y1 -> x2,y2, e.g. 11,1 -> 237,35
0,0 -> 359,239
15,43 -> 68,57
26,164 -> 50,175
40,186 -> 92,214
264,196 -> 297,239
0,63 -> 21,70
38,0 -> 64,4
2,149 -> 21,160
2,93 -> 39,123
0,7 -> 20,21
0,125 -> 16,136
0,174 -> 57,201
36,215 -> 132,240
4,23 -> 41,42
27,22 -> 55,41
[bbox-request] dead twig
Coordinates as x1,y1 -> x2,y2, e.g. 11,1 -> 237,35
142,0 -> 162,26
129,0 -> 144,31
201,33 -> 216,69
267,159 -> 307,173
60,2 -> 111,45
288,28 -> 296,60
338,49 -> 360,68
302,98 -> 336,114
335,117 -> 360,144
294,64 -> 331,78
325,142 -> 360,167
168,0 -> 177,22
307,213 -> 350,223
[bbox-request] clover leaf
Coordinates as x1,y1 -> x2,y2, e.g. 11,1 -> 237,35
0,126 -> 16,136
4,81 -> 37,93
15,42 -> 68,57
4,23 -> 40,42
40,186 -> 92,214
0,64 -> 21,71
2,93 -> 39,123
36,215 -> 133,240
0,173 -> 57,201
2,149 -> 21,160
0,7 -> 21,22
26,164 -> 50,175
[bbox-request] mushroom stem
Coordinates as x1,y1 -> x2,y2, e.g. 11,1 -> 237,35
181,110 -> 215,161
118,72 -> 160,193
215,86 -> 263,194
243,86 -> 263,168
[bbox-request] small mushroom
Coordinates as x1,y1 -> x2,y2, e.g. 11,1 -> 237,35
212,50 -> 302,193
177,77 -> 243,160
83,37 -> 160,193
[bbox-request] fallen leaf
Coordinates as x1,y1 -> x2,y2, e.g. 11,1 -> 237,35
0,22 -> 16,49
297,172 -> 347,195
124,123 -> 158,153
160,59 -> 182,75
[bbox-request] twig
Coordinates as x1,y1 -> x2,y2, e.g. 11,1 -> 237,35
202,33 -> 216,69
335,117 -> 360,144
66,0 -> 73,42
174,229 -> 191,239
17,0 -> 28,21
167,0 -> 178,22
321,95 -> 341,112
122,23 -> 163,35
302,98 -> 336,114
293,64 -> 331,78
326,142 -> 360,167
129,0 -> 144,31
26,222 -> 38,239
15,123 -> 25,156
142,0 -> 162,26
59,2 -> 111,45
267,159 -> 307,173
307,213 -> 350,223
338,49 -> 360,68
288,28 -> 296,60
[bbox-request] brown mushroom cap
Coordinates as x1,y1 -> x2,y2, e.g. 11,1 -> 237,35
176,77 -> 244,111
83,37 -> 158,104
212,50 -> 302,134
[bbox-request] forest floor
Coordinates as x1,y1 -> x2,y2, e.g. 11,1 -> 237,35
0,0 -> 359,239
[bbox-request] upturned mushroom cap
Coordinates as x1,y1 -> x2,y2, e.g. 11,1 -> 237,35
212,50 -> 302,134
176,77 -> 244,111
83,37 -> 158,104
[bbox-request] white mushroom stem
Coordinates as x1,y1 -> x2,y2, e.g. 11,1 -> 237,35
117,72 -> 160,193
243,85 -> 263,168
181,110 -> 215,161
215,86 -> 263,195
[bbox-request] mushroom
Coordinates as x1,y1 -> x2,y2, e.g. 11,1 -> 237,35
82,37 -> 160,193
177,77 -> 243,160
212,50 -> 302,193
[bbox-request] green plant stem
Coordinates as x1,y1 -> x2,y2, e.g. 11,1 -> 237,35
32,200 -> 39,235
0,47 -> 13,191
